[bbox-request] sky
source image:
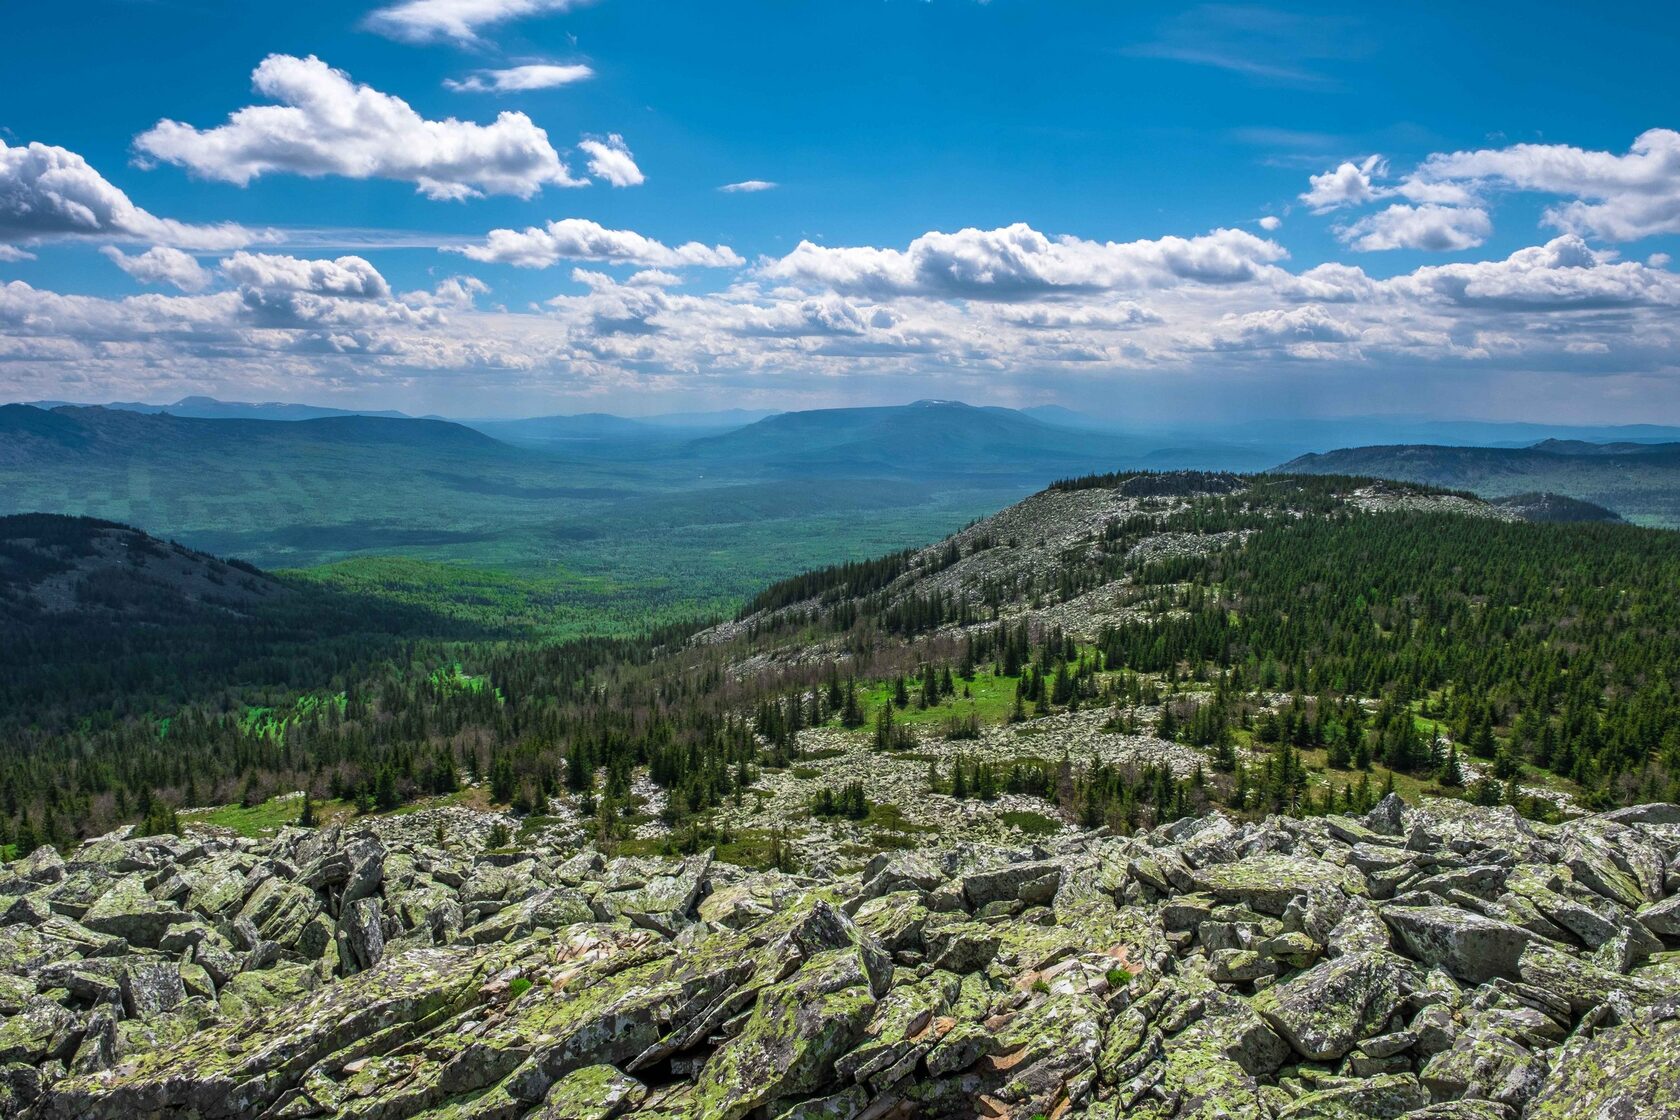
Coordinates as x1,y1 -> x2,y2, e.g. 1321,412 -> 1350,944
2,0 -> 1678,421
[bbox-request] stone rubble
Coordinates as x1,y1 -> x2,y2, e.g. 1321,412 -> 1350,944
2,793 -> 1678,1119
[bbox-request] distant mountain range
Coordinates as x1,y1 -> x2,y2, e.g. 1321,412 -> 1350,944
19,395 -> 418,422
15,395 -> 780,434
1280,441 -> 1680,527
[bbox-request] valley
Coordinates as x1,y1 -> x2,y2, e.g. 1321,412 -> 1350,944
4,407 -> 1680,1120
2,469 -> 1678,1120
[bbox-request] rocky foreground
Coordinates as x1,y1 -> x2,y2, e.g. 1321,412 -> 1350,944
4,797 -> 1680,1119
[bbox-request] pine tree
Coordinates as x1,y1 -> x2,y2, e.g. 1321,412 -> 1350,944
1438,742 -> 1465,788
841,680 -> 865,728
1156,702 -> 1179,742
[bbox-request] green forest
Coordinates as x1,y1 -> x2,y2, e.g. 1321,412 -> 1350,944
4,472 -> 1679,862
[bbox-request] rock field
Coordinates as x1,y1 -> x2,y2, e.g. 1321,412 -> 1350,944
4,794 -> 1679,1119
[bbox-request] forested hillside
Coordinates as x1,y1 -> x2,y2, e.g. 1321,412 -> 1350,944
3,473 -> 1677,861
1281,441 -> 1680,526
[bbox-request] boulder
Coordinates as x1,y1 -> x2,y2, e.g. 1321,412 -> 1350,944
688,948 -> 878,1120
1277,1073 -> 1430,1120
960,859 -> 1064,908
1635,892 -> 1680,939
1191,853 -> 1359,916
1524,1002 -> 1680,1120
1253,951 -> 1414,1061
338,896 -> 386,973
1383,906 -> 1533,984
530,1064 -> 647,1120
79,875 -> 189,948
119,961 -> 187,1021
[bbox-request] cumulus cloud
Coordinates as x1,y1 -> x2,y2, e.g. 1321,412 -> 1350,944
761,223 -> 1287,298
1258,215 -> 1282,231
1305,131 -> 1680,247
1393,235 -> 1680,310
721,180 -> 778,193
1413,129 -> 1680,242
994,302 -> 1162,329
220,252 -> 392,298
1213,304 -> 1361,349
404,275 -> 490,310
1301,155 -> 1386,212
0,139 -> 260,250
365,0 -> 594,45
1337,204 -> 1492,252
0,245 -> 37,262
577,134 -> 644,188
450,218 -> 742,268
101,245 -> 212,291
444,64 -> 594,94
134,55 -> 586,201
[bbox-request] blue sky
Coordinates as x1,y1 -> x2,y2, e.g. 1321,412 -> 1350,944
2,1 -> 1678,420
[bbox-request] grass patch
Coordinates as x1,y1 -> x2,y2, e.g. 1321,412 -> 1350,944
181,796 -> 355,837
854,668 -> 1024,730
867,802 -> 936,833
998,809 -> 1063,837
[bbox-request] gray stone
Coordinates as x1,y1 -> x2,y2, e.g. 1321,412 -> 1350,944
1383,905 -> 1533,984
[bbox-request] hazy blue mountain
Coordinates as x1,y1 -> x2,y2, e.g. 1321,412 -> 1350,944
638,408 -> 782,429
17,395 -> 415,421
681,399 -> 1145,478
1279,441 -> 1680,527
1018,404 -> 1117,430
466,412 -> 659,445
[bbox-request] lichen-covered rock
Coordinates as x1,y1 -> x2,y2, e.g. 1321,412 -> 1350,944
118,961 -> 186,1021
79,875 -> 189,948
1419,1012 -> 1549,1111
337,895 -> 386,972
1191,853 -> 1361,916
1524,1001 -> 1680,1120
1382,906 -> 1532,984
1253,951 -> 1414,1061
689,947 -> 878,1120
531,1064 -> 648,1119
1635,892 -> 1680,939
1276,1072 -> 1430,1119
0,997 -> 77,1065
8,795 -> 1679,1120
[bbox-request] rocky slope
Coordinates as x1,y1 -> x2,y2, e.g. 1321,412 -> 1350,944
4,796 -> 1679,1119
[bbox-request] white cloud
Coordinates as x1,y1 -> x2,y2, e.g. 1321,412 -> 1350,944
994,302 -> 1162,329
444,64 -> 595,94
365,0 -> 594,45
0,245 -> 36,262
1301,155 -> 1386,212
450,218 -> 742,268
577,134 -> 644,188
1337,204 -> 1492,252
721,180 -> 778,193
761,223 -> 1287,298
1213,304 -> 1361,349
404,275 -> 490,310
1414,129 -> 1680,242
0,139 -> 260,250
220,252 -> 392,298
101,245 -> 212,291
1392,235 -> 1680,309
1306,131 -> 1680,246
134,55 -> 586,201
1258,215 -> 1282,231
